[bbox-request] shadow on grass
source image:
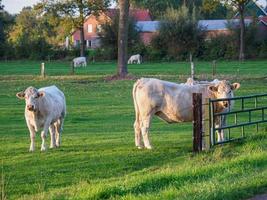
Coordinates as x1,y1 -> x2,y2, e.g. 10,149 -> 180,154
94,152 -> 267,199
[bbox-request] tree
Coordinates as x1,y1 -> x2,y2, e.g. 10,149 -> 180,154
0,0 -> 3,11
98,10 -> 140,59
44,0 -> 110,57
130,0 -> 205,19
229,0 -> 250,61
0,2 -> 15,59
152,5 -> 205,60
8,7 -> 52,59
117,0 -> 129,77
201,0 -> 230,19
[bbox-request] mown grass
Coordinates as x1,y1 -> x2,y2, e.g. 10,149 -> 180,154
0,60 -> 267,200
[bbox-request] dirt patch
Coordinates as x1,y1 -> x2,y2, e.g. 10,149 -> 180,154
70,80 -> 98,84
104,74 -> 137,82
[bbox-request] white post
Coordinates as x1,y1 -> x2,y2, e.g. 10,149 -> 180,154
41,63 -> 45,78
65,36 -> 69,49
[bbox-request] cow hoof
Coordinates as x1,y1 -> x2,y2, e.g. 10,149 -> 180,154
145,146 -> 152,150
41,146 -> 46,151
29,148 -> 34,152
137,146 -> 143,149
49,145 -> 56,149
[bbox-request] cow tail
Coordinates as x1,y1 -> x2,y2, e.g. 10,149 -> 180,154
132,79 -> 141,126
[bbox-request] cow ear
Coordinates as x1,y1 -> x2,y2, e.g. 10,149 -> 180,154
231,83 -> 240,90
16,91 -> 25,99
37,91 -> 45,98
208,85 -> 218,92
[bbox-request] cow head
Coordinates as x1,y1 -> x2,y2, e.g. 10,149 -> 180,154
16,87 -> 45,112
208,80 -> 240,109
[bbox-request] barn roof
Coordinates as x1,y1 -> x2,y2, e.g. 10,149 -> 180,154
198,19 -> 253,31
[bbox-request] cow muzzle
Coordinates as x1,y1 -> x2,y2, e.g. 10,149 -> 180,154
222,101 -> 229,108
27,105 -> 36,111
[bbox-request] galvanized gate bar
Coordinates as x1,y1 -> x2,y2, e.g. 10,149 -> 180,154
209,93 -> 267,146
215,119 -> 267,130
209,93 -> 267,102
213,106 -> 267,116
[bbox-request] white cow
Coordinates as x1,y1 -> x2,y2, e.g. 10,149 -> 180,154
16,86 -> 66,152
132,78 -> 240,149
73,56 -> 87,67
128,54 -> 142,64
184,78 -> 233,142
185,78 -> 220,86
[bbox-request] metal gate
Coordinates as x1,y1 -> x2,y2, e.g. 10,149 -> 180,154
209,93 -> 267,146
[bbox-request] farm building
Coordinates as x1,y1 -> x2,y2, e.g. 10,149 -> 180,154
71,9 -> 154,49
70,1 -> 267,49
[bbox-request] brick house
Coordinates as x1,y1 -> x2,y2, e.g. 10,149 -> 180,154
71,9 -> 153,49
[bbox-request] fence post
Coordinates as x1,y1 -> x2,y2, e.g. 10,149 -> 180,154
204,98 -> 211,150
193,93 -> 202,152
212,60 -> 216,77
40,62 -> 45,78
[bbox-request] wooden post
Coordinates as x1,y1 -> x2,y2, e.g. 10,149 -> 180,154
70,61 -> 74,75
40,63 -> 45,78
212,60 -> 216,77
193,93 -> 202,152
204,98 -> 211,150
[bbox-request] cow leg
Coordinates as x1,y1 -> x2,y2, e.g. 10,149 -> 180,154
49,124 -> 56,149
40,121 -> 50,151
26,121 -> 36,152
141,116 -> 152,149
134,120 -> 143,149
55,117 -> 64,147
215,116 -> 225,142
221,115 -> 226,141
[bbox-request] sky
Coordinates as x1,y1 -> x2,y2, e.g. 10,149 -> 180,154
2,0 -> 117,14
2,0 -> 267,14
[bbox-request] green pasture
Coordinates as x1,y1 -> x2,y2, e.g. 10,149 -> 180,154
0,60 -> 267,200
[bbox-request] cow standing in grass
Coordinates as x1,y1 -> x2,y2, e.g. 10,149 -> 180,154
185,78 -> 236,142
132,78 -> 240,149
16,86 -> 66,152
73,56 -> 87,67
128,54 -> 142,64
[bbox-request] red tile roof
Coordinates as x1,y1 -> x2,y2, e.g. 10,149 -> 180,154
105,8 -> 152,21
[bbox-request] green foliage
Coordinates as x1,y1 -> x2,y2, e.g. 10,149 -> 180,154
202,35 -> 238,60
98,10 -> 141,59
201,0 -> 230,19
0,7 -> 15,59
152,5 -> 205,60
130,0 -> 204,20
7,7 -> 52,60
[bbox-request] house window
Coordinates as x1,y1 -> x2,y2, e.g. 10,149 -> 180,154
97,25 -> 102,32
75,40 -> 80,47
88,24 -> 93,33
86,40 -> 92,48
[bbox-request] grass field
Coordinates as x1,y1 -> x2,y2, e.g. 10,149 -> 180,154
1,60 -> 267,200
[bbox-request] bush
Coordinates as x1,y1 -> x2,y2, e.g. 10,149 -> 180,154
151,5 -> 205,61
